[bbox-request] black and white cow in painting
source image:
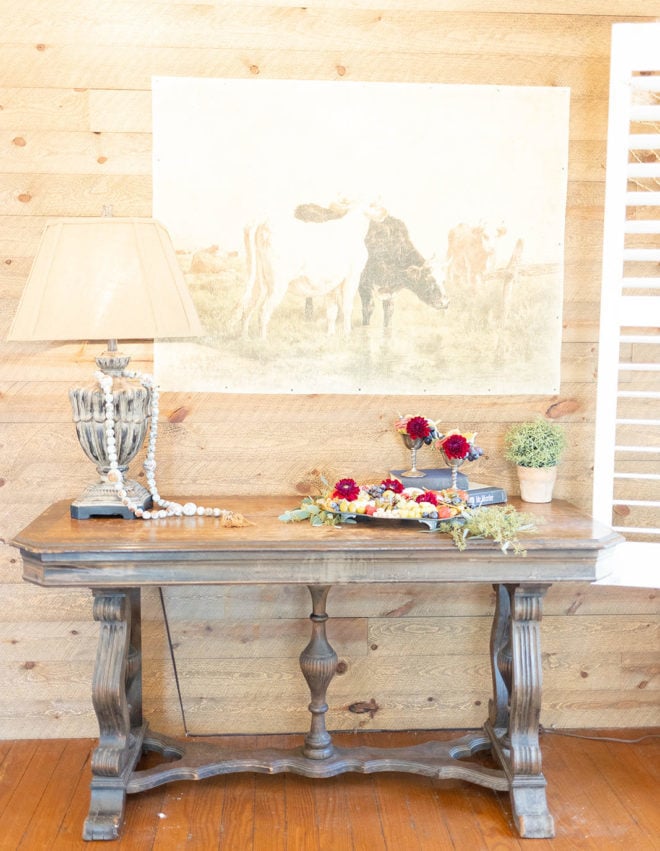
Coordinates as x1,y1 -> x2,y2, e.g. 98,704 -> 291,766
358,214 -> 449,329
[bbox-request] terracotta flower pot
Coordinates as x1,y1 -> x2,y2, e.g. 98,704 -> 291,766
516,465 -> 557,503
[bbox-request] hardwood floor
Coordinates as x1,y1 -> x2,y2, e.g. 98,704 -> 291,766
0,729 -> 658,850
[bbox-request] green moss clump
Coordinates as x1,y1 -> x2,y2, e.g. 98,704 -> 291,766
504,419 -> 566,468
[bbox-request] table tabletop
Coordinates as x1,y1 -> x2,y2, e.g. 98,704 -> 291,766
12,495 -> 623,587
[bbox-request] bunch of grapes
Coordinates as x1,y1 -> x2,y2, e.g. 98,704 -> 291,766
423,425 -> 441,446
467,445 -> 484,463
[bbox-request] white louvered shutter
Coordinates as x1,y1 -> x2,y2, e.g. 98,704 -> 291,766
593,23 -> 660,587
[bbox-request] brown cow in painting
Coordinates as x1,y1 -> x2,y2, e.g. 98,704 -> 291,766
446,222 -> 523,305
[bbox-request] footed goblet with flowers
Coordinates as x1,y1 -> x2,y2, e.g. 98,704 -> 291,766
395,414 -> 440,478
437,430 -> 484,488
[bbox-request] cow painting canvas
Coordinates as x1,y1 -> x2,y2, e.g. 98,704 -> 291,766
152,78 -> 569,394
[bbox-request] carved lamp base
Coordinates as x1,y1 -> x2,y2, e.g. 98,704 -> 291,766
69,345 -> 152,521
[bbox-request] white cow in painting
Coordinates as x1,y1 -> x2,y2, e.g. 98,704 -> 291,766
239,204 -> 374,339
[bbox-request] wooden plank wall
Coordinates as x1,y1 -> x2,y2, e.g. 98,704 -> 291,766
0,2 -> 658,739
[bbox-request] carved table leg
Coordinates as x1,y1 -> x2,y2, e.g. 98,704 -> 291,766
487,583 -> 554,839
489,583 -> 512,734
83,589 -> 145,841
299,585 -> 338,759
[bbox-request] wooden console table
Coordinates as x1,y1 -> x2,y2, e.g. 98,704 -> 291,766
11,496 -> 622,841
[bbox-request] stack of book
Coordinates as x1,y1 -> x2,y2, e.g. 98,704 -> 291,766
390,469 -> 506,507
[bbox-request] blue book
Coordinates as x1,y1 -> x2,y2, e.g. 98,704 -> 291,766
390,468 -> 470,490
466,483 -> 508,507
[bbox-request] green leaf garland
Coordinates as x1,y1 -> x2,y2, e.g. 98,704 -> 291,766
280,495 -> 535,555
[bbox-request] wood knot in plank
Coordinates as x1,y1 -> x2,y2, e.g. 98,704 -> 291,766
167,406 -> 190,423
385,599 -> 414,617
348,698 -> 379,718
566,595 -> 583,615
546,398 -> 579,418
12,137 -> 26,147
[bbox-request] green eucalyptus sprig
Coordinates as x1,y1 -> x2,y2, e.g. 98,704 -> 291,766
279,496 -> 345,527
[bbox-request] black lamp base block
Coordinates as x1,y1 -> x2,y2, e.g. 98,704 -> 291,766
70,480 -> 152,520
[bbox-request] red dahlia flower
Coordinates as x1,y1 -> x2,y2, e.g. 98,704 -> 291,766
416,491 -> 437,505
442,433 -> 470,460
406,416 -> 431,440
332,478 -> 360,501
381,478 -> 404,494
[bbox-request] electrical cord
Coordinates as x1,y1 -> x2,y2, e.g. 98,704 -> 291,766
540,725 -> 660,744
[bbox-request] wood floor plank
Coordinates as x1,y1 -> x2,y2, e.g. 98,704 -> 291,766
284,773 -> 321,851
1,739 -> 67,849
469,784 -> 524,850
404,772 -> 458,849
16,739 -> 90,850
600,736 -> 660,844
0,739 -> 12,765
114,784 -> 168,851
0,740 -> 39,819
218,773 -> 257,850
148,781 -> 197,849
433,779 -> 494,849
556,734 -> 653,847
540,733 -> 623,850
1,730 -> 659,850
372,772 -> 422,851
310,771 -> 354,850
252,737 -> 289,851
341,773 -> 386,851
363,730 -> 453,849
51,743 -> 99,849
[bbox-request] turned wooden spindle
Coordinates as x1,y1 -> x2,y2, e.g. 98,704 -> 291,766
299,585 -> 338,759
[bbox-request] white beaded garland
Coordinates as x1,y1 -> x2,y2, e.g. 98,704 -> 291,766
98,369 -> 229,522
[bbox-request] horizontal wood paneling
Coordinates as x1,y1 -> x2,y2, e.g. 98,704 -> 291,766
1,3 -> 658,738
0,131 -> 152,175
0,8 -> 620,57
0,46 -> 613,95
0,88 -> 90,131
170,621 -> 659,733
0,174 -> 152,216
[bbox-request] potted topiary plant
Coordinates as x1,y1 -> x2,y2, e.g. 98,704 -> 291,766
504,418 -> 566,503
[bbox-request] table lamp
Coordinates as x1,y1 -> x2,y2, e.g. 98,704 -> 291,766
7,216 -> 204,519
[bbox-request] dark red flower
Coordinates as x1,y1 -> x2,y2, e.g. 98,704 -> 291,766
416,491 -> 437,505
333,478 -> 360,501
381,478 -> 404,494
406,416 -> 431,440
442,433 -> 470,460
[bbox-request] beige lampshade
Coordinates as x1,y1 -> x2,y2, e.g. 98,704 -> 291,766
8,217 -> 204,341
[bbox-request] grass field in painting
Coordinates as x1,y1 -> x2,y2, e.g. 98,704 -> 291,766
163,250 -> 561,395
